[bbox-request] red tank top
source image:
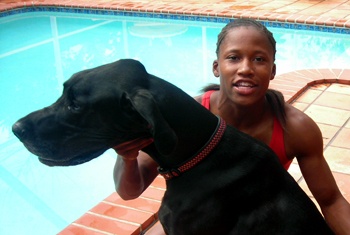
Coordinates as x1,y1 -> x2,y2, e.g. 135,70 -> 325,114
201,90 -> 291,170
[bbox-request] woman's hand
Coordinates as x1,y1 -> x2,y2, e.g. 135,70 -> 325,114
113,138 -> 154,160
113,138 -> 158,200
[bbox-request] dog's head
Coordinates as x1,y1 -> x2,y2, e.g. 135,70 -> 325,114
12,59 -> 177,166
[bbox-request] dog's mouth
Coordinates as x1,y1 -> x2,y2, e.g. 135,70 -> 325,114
38,149 -> 106,167
16,129 -> 111,167
19,139 -> 107,166
39,157 -> 90,167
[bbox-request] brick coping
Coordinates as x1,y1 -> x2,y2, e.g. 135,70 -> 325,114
272,68 -> 350,103
0,0 -> 350,29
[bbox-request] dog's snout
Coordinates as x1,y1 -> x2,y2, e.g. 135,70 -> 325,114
12,121 -> 28,140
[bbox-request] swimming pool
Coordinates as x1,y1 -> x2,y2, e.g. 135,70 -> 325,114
1,10 -> 350,235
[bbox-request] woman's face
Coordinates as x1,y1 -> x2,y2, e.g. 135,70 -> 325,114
213,26 -> 276,107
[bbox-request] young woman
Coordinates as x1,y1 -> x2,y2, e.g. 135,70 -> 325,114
113,19 -> 350,235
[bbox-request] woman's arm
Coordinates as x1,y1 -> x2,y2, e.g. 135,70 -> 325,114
113,138 -> 159,200
286,105 -> 350,234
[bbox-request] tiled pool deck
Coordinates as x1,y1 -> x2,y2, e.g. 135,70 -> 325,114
2,0 -> 350,234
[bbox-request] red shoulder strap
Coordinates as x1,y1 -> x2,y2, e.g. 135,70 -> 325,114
201,90 -> 215,110
269,117 -> 291,170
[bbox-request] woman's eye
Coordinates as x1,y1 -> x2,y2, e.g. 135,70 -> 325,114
228,55 -> 239,61
254,57 -> 264,62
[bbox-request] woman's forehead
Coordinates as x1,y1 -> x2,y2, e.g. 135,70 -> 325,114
222,27 -> 274,51
226,26 -> 268,40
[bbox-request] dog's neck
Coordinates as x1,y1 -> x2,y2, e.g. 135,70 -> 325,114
141,75 -> 221,171
158,116 -> 226,180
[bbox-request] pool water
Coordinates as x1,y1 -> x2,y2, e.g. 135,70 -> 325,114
1,12 -> 349,235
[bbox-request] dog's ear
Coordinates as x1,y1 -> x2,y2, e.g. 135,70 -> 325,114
122,90 -> 178,156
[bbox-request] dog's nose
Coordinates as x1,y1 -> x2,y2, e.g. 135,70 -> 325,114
12,121 -> 27,140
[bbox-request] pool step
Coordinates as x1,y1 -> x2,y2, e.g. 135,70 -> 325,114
58,176 -> 166,235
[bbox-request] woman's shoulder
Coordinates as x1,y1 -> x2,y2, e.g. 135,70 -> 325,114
284,104 -> 317,128
284,103 -> 323,157
194,84 -> 220,104
194,89 -> 217,104
194,94 -> 203,104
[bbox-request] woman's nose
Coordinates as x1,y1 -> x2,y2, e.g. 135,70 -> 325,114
237,59 -> 253,75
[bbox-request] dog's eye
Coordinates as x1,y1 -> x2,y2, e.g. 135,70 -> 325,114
67,104 -> 81,112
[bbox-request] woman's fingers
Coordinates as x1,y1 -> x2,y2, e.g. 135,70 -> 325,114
113,138 -> 154,160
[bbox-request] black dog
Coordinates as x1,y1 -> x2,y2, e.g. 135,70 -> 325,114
13,59 -> 333,234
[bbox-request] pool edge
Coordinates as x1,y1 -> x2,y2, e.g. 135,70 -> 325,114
0,1 -> 350,31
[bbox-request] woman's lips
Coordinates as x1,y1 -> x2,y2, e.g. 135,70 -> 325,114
233,81 -> 257,95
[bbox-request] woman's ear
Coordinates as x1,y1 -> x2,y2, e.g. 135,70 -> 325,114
270,64 -> 276,81
212,60 -> 220,77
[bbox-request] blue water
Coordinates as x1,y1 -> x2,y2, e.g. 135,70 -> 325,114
1,12 -> 349,235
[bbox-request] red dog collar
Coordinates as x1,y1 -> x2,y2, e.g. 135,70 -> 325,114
159,117 -> 226,180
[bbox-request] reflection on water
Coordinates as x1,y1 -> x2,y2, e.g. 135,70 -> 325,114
0,12 -> 349,235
